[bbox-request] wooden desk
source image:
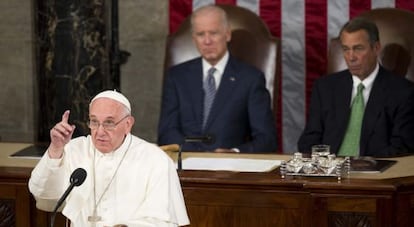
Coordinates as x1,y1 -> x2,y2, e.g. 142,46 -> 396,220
1,143 -> 414,227
172,151 -> 414,227
0,143 -> 66,227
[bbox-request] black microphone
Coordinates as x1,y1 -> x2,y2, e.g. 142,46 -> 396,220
178,145 -> 183,171
178,135 -> 215,170
184,135 -> 215,144
50,168 -> 87,227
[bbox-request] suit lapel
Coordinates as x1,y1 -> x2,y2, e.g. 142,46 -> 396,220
360,68 -> 387,154
333,72 -> 353,151
186,59 -> 204,128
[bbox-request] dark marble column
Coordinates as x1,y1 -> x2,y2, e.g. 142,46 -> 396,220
35,0 -> 123,142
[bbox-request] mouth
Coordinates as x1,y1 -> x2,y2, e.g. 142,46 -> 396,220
202,46 -> 216,52
203,51 -> 215,56
96,138 -> 108,144
348,65 -> 361,72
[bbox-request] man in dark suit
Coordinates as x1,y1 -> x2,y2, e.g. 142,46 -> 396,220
158,5 -> 277,153
298,17 -> 414,157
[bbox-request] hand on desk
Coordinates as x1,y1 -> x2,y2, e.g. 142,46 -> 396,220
214,148 -> 239,153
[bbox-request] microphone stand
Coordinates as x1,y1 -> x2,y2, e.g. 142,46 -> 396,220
50,168 -> 87,227
178,144 -> 183,171
50,186 -> 74,227
177,135 -> 214,171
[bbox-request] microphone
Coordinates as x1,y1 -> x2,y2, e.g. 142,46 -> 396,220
178,135 -> 215,171
50,168 -> 87,227
178,145 -> 183,171
184,135 -> 215,144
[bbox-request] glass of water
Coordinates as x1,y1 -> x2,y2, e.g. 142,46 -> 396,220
311,144 -> 330,157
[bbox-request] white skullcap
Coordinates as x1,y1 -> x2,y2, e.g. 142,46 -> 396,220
91,90 -> 131,113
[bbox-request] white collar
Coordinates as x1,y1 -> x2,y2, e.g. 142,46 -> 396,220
202,51 -> 229,75
352,63 -> 378,90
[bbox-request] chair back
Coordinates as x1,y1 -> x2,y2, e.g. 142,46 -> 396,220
327,8 -> 414,81
164,4 -> 281,111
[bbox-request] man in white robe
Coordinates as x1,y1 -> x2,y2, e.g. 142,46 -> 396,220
29,90 -> 190,227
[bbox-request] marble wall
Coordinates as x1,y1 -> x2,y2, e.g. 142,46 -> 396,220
0,0 -> 169,143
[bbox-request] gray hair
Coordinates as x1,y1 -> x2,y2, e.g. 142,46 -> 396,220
339,17 -> 380,46
190,5 -> 230,31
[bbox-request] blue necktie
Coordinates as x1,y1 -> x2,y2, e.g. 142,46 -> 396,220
338,83 -> 365,156
203,67 -> 216,129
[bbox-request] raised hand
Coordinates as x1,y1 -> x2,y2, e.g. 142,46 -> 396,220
48,110 -> 76,159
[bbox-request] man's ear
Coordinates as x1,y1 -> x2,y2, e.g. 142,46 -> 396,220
226,28 -> 232,42
374,41 -> 381,54
126,116 -> 135,130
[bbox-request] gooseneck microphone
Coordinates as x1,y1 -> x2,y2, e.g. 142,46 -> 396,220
178,135 -> 215,171
50,168 -> 87,227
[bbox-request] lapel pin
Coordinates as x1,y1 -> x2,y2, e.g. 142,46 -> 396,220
230,77 -> 236,81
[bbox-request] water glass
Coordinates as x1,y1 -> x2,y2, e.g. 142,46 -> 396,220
311,144 -> 330,157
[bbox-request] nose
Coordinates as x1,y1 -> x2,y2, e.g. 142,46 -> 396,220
95,124 -> 107,135
348,50 -> 357,62
203,34 -> 212,44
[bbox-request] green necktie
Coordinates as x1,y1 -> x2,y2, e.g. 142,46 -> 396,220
338,83 -> 365,157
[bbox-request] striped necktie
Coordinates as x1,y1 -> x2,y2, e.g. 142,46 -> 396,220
203,67 -> 216,129
338,83 -> 365,156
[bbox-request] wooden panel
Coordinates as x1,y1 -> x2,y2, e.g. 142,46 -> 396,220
395,192 -> 414,227
184,187 -> 305,208
328,211 -> 375,227
310,192 -> 393,227
326,197 -> 377,212
187,205 -> 304,227
0,198 -> 15,227
0,177 -> 66,227
0,184 -> 30,227
183,186 -> 309,227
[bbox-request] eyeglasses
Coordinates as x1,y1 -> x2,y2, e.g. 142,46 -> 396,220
87,115 -> 130,130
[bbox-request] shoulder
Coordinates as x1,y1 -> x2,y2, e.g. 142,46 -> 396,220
228,56 -> 263,75
314,70 -> 350,87
374,67 -> 414,102
169,57 -> 201,74
165,58 -> 202,84
225,56 -> 266,86
378,67 -> 414,89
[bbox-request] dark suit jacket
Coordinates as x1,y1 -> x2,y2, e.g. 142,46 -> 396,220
158,56 -> 277,153
298,66 -> 414,157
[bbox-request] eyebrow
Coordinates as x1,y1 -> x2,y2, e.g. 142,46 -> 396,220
89,115 -> 116,120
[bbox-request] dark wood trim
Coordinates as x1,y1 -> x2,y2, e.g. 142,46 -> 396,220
1,166 -> 413,226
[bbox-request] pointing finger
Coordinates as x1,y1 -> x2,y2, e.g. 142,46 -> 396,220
61,110 -> 70,124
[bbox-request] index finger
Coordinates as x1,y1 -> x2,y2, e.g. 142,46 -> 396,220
61,110 -> 71,124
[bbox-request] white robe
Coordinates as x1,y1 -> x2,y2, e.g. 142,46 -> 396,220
29,134 -> 190,227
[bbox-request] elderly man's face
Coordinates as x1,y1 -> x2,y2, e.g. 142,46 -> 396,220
89,98 -> 134,153
340,29 -> 380,80
191,9 -> 231,66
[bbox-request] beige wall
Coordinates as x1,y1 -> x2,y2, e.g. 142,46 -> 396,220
0,0 -> 36,142
120,0 -> 168,142
0,0 -> 169,143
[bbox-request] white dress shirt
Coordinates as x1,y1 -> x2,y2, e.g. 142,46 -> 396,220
350,63 -> 379,106
202,51 -> 229,89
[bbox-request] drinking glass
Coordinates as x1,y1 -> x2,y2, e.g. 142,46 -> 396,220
311,144 -> 330,157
